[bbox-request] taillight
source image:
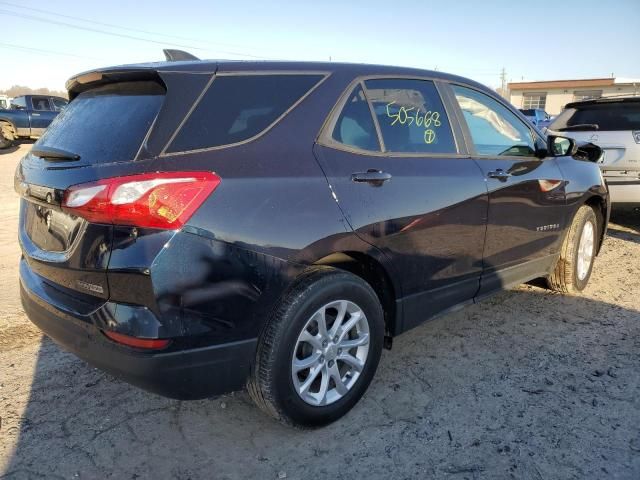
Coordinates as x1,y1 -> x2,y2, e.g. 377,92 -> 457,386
62,171 -> 220,229
103,330 -> 170,350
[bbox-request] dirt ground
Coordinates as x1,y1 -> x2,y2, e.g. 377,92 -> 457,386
0,143 -> 639,480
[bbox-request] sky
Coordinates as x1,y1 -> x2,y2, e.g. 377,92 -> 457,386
1,0 -> 639,92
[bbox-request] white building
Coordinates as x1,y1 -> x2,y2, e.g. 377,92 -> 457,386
508,77 -> 640,115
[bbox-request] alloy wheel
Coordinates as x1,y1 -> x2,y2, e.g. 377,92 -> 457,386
577,220 -> 595,281
291,300 -> 370,406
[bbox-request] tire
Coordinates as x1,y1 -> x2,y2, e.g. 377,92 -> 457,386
547,205 -> 599,293
248,266 -> 384,427
0,125 -> 13,150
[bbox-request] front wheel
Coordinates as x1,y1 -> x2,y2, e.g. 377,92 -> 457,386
0,125 -> 13,150
547,205 -> 599,293
248,267 -> 384,427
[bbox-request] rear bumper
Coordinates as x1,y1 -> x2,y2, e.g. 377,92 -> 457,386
20,259 -> 257,400
606,178 -> 640,206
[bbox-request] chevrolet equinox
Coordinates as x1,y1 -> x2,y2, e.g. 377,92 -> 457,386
17,55 -> 609,426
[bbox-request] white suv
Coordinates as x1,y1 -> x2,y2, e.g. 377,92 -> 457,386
549,97 -> 640,207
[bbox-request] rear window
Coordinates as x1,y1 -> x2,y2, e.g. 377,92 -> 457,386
52,98 -> 68,111
166,74 -> 325,154
551,101 -> 640,131
35,81 -> 164,164
364,78 -> 456,154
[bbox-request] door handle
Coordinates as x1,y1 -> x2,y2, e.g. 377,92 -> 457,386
487,169 -> 512,181
351,170 -> 392,186
31,113 -> 41,116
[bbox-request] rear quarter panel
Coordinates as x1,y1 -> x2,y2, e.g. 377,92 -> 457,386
122,70 -> 395,343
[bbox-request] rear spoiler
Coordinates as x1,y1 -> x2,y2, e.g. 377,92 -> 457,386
565,96 -> 640,109
66,68 -> 165,100
66,50 -> 204,100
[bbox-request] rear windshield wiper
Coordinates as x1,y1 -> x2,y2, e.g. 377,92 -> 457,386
31,146 -> 81,161
557,124 -> 599,132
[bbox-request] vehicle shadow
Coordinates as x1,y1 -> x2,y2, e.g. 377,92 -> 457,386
608,209 -> 639,244
3,288 -> 639,479
0,140 -> 34,156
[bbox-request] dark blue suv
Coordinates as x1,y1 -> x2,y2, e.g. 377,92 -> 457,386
16,57 -> 608,426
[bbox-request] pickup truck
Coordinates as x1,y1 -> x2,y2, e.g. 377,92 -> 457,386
0,95 -> 68,149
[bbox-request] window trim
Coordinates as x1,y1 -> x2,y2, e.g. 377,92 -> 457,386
360,81 -> 386,152
160,71 -> 331,157
446,81 -> 545,161
317,74 -> 468,158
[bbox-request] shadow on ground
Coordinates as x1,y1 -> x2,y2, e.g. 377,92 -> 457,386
3,286 -> 639,479
608,209 -> 640,246
0,141 -> 34,156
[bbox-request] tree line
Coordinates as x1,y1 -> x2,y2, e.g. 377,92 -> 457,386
0,85 -> 67,99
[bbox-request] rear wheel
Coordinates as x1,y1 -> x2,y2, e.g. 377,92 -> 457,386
248,267 -> 384,427
547,205 -> 599,293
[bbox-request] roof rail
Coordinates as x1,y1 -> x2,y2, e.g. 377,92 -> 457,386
163,49 -> 200,62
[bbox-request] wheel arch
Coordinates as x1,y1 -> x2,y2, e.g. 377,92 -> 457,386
0,118 -> 17,139
313,251 -> 399,338
0,117 -> 16,128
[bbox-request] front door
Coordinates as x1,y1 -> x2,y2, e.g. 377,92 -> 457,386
314,78 -> 488,332
449,84 -> 567,295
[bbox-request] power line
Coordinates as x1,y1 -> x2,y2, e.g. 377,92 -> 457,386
0,41 -> 102,60
0,0 -> 262,53
0,8 -> 267,59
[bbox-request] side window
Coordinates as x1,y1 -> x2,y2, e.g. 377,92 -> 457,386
453,85 -> 536,157
12,97 -> 27,109
31,96 -> 53,111
332,85 -> 380,151
52,98 -> 68,111
167,74 -> 325,153
363,79 -> 456,154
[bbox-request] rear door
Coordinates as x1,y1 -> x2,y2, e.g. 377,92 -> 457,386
28,96 -> 58,134
314,77 -> 488,331
17,80 -> 166,303
449,84 -> 568,295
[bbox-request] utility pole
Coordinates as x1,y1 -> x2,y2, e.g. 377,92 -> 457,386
499,67 -> 507,99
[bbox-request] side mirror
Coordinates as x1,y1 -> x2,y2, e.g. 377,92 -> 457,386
547,135 -> 577,157
574,142 -> 603,163
11,104 -> 25,110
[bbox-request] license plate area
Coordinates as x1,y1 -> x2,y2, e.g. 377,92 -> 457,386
23,201 -> 84,253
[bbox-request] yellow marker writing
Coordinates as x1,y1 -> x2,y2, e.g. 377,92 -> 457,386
424,129 -> 436,144
385,102 -> 443,139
